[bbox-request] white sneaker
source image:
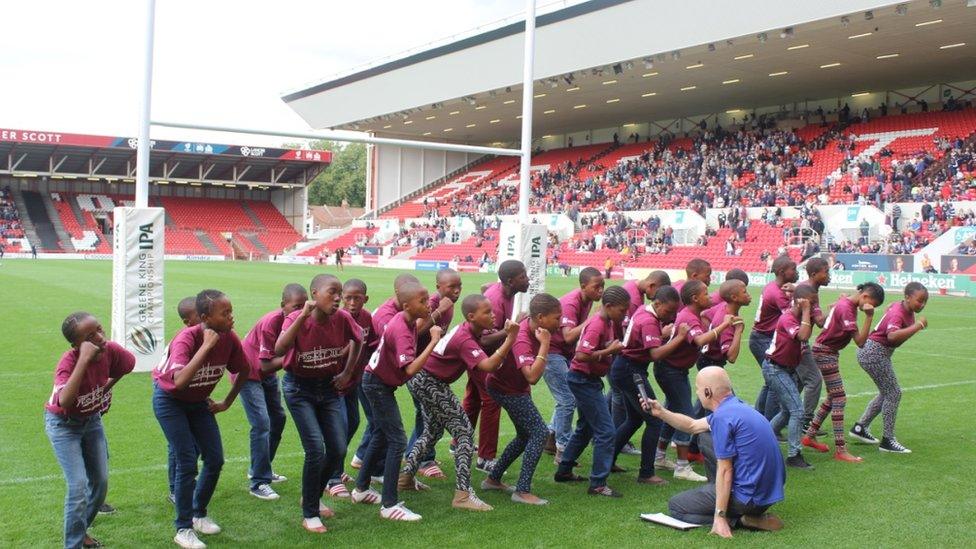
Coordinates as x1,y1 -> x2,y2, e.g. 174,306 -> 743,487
622,442 -> 641,456
380,501 -> 422,521
174,528 -> 206,549
249,483 -> 280,501
371,475 -> 384,485
350,455 -> 363,469
351,487 -> 382,504
674,465 -> 707,482
654,456 -> 676,471
192,516 -> 221,535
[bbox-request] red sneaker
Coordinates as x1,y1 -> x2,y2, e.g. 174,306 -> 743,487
834,450 -> 864,463
802,436 -> 829,453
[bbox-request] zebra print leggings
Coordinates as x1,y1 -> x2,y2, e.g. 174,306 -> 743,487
856,340 -> 901,439
807,347 -> 847,448
487,387 -> 547,494
403,370 -> 474,492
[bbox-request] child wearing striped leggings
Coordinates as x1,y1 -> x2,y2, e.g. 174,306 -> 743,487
802,283 -> 884,462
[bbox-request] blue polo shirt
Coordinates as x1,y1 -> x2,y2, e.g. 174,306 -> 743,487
707,396 -> 786,507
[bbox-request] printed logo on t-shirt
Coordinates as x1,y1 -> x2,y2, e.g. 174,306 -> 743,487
297,347 -> 345,369
188,363 -> 227,389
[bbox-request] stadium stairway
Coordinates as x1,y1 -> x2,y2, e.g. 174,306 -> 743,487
240,232 -> 271,256
40,193 -> 74,252
240,202 -> 265,228
20,191 -> 68,252
9,188 -> 42,251
194,230 -> 223,255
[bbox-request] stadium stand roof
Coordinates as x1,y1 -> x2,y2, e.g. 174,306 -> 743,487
0,127 -> 331,188
283,0 -> 976,143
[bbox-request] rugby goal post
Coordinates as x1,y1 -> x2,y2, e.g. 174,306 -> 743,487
115,0 -> 544,369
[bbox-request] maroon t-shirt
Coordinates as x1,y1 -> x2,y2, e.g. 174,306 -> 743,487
484,282 -> 515,329
664,307 -> 707,369
488,318 -> 539,396
765,312 -> 804,368
702,305 -> 735,362
349,307 -> 380,384
281,309 -> 364,378
754,281 -> 791,334
366,311 -> 417,387
815,296 -> 859,352
46,341 -> 135,417
550,288 -> 593,357
672,279 -> 687,313
153,324 -> 248,402
419,292 -> 454,349
867,301 -> 915,348
372,298 -> 402,336
569,313 -> 620,377
621,304 -> 664,364
238,309 -> 286,382
796,280 -> 824,320
423,322 -> 489,383
622,280 -> 644,323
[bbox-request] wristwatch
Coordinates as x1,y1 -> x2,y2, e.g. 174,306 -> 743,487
715,509 -> 727,518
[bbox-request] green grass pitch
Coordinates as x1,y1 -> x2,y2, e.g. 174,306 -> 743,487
0,260 -> 973,547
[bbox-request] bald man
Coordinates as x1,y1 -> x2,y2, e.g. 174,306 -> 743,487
642,367 -> 785,538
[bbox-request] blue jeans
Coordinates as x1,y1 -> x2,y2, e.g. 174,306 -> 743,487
353,384 -> 384,477
762,359 -> 803,457
152,385 -> 224,531
356,372 -> 407,507
239,376 -> 287,489
606,385 -> 626,429
282,373 -> 347,519
609,356 -> 663,479
405,390 -> 435,463
750,331 -> 780,419
332,387 -> 361,483
559,370 -> 615,488
653,362 -> 693,446
543,353 -> 576,449
45,411 -> 109,549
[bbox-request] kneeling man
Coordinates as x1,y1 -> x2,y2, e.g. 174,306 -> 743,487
642,366 -> 785,538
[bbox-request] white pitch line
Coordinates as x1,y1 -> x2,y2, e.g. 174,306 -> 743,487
4,380 -> 973,487
846,379 -> 976,399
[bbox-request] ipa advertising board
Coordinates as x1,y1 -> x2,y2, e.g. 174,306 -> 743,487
111,207 -> 165,372
497,222 -> 548,317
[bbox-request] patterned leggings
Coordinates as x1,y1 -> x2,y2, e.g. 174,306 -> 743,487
807,348 -> 847,448
487,388 -> 547,493
856,340 -> 901,439
404,370 -> 474,492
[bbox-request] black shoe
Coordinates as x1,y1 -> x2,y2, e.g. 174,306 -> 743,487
786,453 -> 814,470
610,464 -> 628,473
97,503 -> 116,515
879,437 -> 912,454
849,422 -> 879,444
554,471 -> 588,483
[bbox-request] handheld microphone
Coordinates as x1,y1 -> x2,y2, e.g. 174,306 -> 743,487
633,373 -> 649,401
